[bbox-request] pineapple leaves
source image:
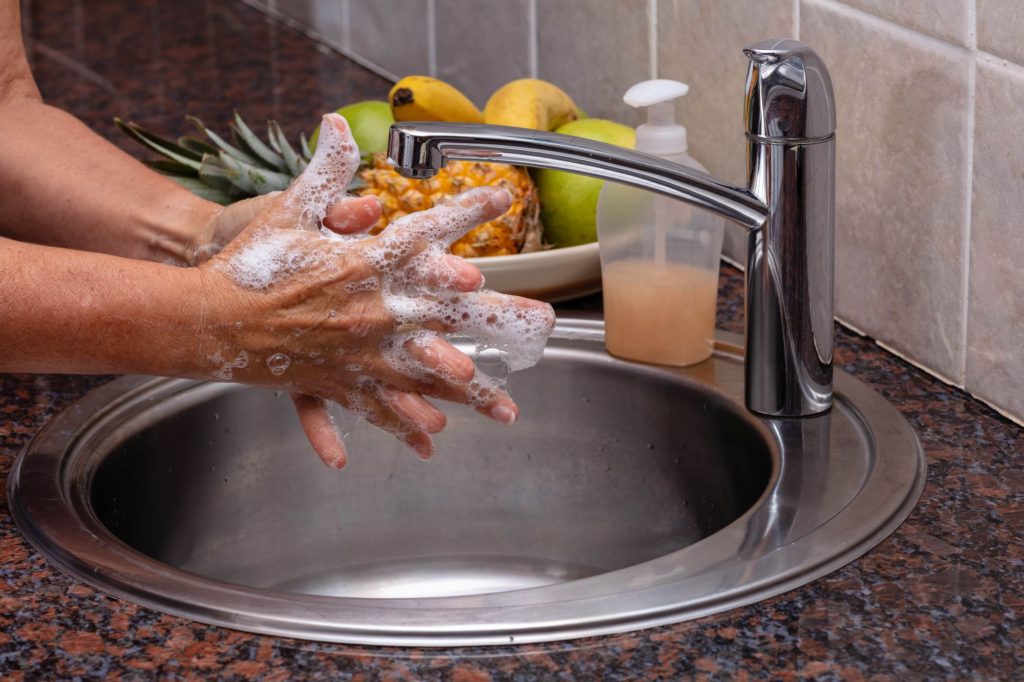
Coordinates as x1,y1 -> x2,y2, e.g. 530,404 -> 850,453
197,154 -> 240,192
114,118 -> 203,171
177,136 -> 220,157
117,112 -> 321,203
215,153 -> 292,195
164,176 -> 235,205
268,120 -> 307,177
187,116 -> 262,167
144,159 -> 199,177
299,132 -> 314,161
232,111 -> 287,172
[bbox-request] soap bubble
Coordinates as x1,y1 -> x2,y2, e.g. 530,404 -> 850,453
210,113 -> 556,461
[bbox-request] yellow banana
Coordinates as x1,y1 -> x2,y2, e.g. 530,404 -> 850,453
389,76 -> 484,123
484,79 -> 580,131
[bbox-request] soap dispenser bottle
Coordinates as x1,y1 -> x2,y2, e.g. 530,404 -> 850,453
597,79 -> 725,367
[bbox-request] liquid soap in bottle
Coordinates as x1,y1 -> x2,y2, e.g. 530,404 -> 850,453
597,79 -> 725,366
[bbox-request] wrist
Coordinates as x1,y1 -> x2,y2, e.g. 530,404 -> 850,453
141,192 -> 222,266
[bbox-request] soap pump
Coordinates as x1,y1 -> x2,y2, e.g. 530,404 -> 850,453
597,79 -> 726,367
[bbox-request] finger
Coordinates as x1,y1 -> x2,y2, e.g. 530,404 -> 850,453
398,251 -> 484,292
427,371 -> 519,425
284,113 -> 362,229
324,195 -> 382,235
402,334 -> 476,383
290,393 -> 348,469
385,291 -> 555,372
378,385 -> 446,434
340,382 -> 436,460
223,192 -> 280,227
382,333 -> 519,425
366,186 -> 512,265
403,430 -> 437,461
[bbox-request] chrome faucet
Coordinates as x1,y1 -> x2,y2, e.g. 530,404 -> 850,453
387,39 -> 836,418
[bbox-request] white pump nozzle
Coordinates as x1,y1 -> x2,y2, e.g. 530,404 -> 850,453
623,79 -> 689,157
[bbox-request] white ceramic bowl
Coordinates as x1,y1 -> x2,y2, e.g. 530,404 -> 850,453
469,242 -> 601,303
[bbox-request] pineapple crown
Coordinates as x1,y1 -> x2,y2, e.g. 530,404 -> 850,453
116,112 -> 364,205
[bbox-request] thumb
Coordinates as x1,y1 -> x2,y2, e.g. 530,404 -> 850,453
285,112 -> 362,230
223,192 -> 279,227
190,191 -> 282,264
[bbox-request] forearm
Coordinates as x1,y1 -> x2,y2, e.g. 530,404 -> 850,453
0,237 -> 213,376
0,97 -> 220,264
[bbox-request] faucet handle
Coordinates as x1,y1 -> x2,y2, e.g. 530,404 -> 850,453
743,38 -> 836,141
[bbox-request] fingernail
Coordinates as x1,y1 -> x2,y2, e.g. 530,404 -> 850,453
491,405 -> 517,425
406,433 -> 435,460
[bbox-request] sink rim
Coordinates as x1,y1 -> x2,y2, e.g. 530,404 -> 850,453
8,317 -> 926,646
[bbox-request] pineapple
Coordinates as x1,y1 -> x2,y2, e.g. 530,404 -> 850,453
118,114 -> 543,258
360,152 -> 541,258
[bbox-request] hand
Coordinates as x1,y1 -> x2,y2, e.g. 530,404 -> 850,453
187,191 -> 382,265
196,114 -> 555,468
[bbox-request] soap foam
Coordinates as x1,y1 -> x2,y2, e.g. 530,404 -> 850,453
210,350 -> 250,381
286,113 -> 361,230
219,229 -> 316,290
211,113 -> 556,457
383,292 -> 552,372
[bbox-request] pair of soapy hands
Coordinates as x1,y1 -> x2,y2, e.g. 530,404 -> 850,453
193,114 -> 555,469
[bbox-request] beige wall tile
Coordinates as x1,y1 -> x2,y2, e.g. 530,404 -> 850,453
802,0 -> 971,379
965,60 -> 1024,419
349,0 -> 430,78
840,0 -> 970,45
435,0 -> 531,107
536,0 -> 651,127
657,0 -> 794,261
276,0 -> 347,48
978,0 -> 1024,66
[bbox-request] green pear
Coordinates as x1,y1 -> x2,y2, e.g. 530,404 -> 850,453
534,118 -> 635,247
310,100 -> 394,154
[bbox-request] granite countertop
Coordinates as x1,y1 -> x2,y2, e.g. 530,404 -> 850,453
2,0 -> 1021,678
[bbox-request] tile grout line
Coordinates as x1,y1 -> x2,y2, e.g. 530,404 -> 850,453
805,0 -> 972,53
648,0 -> 658,78
528,0 -> 538,78
427,0 -> 437,77
237,0 -> 399,82
978,50 -> 1024,75
958,0 -> 978,388
807,0 -> 977,390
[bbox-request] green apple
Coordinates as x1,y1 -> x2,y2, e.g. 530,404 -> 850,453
309,100 -> 394,155
534,118 -> 635,247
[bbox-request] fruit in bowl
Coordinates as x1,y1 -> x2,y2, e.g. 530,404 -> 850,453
533,118 -> 636,247
117,76 -> 622,275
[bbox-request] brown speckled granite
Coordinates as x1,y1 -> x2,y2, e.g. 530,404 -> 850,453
1,0 -> 1022,678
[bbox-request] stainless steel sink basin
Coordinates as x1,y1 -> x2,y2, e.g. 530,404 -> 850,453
9,317 -> 925,646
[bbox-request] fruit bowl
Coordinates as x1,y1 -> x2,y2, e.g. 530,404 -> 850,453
469,242 -> 601,303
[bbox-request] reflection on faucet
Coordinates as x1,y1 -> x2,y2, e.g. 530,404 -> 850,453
388,38 -> 836,419
739,413 -> 833,561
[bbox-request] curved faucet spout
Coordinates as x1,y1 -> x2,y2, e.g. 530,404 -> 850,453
387,122 -> 769,232
384,39 -> 835,420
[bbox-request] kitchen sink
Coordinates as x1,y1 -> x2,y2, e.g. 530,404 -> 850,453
9,317 -> 925,646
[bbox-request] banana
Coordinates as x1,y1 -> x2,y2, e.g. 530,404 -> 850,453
484,79 -> 580,131
389,76 -> 484,123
